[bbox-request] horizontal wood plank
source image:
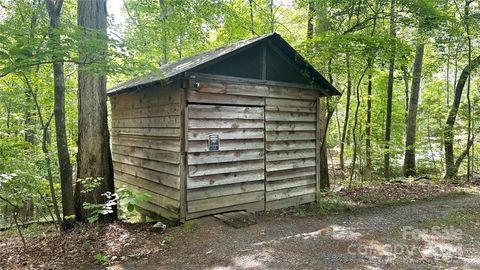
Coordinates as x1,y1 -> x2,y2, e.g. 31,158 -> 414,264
187,181 -> 264,201
187,170 -> 264,189
266,176 -> 316,191
112,116 -> 181,128
137,201 -> 179,221
115,170 -> 180,201
188,129 -> 264,141
265,111 -> 316,122
110,84 -> 181,109
189,160 -> 264,177
111,136 -> 180,152
112,127 -> 181,137
265,105 -> 316,113
265,140 -> 316,151
266,158 -> 316,172
265,122 -> 316,131
116,179 -> 180,209
187,139 -> 264,153
112,162 -> 180,189
112,152 -> 180,176
266,131 -> 316,141
265,149 -> 316,162
194,81 -> 318,100
188,119 -> 263,129
265,98 -> 316,108
265,193 -> 315,210
186,201 -> 264,219
266,166 -> 316,182
112,145 -> 180,164
187,149 -> 264,165
187,91 -> 265,106
111,103 -> 180,120
187,191 -> 264,213
188,105 -> 264,120
266,184 -> 316,201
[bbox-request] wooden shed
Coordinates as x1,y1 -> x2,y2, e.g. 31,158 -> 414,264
107,33 -> 340,223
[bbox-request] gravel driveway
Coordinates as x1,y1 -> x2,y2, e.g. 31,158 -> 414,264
123,194 -> 480,270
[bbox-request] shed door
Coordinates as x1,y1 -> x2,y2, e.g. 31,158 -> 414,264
186,104 -> 265,218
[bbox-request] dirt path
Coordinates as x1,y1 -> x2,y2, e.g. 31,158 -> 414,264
123,194 -> 480,270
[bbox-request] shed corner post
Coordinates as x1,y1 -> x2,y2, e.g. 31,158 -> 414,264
179,86 -> 188,223
315,96 -> 321,202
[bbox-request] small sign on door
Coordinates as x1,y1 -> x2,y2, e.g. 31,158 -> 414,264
208,135 -> 220,151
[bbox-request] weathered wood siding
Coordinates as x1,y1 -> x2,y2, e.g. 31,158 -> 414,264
185,104 -> 265,219
186,75 -> 320,216
264,98 -> 317,210
109,83 -> 182,221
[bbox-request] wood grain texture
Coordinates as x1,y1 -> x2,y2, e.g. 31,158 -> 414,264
110,85 -> 182,220
186,104 -> 266,215
264,94 -> 318,206
187,91 -> 265,106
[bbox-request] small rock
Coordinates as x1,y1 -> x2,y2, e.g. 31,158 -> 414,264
152,222 -> 166,233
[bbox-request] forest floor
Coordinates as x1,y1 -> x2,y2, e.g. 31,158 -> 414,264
1,181 -> 480,270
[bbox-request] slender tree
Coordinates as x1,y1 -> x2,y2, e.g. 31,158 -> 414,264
75,0 -> 116,222
403,42 -> 425,177
340,54 -> 352,172
309,0 -> 330,189
444,53 -> 480,179
384,0 -> 396,181
45,0 -> 75,229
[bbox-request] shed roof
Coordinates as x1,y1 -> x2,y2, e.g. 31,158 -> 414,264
108,33 -> 341,96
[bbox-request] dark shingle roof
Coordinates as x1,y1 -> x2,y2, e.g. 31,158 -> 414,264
107,33 -> 340,96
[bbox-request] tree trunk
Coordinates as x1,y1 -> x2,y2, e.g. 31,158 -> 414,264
312,0 -> 331,189
75,0 -> 116,222
340,54 -> 352,171
249,0 -> 255,35
465,0 -> 472,181
21,72 -> 63,230
318,99 -> 330,190
402,66 -> 409,124
384,0 -> 396,181
365,72 -> 373,179
444,54 -> 480,179
46,0 -> 75,229
349,66 -> 368,187
403,43 -> 425,177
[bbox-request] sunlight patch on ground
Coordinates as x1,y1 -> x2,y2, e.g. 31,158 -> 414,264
418,232 -> 463,262
457,256 -> 480,267
251,224 -> 362,247
209,248 -> 273,270
328,225 -> 362,241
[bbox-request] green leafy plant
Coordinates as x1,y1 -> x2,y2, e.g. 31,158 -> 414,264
117,187 -> 150,220
78,177 -> 119,223
81,240 -> 90,251
160,234 -> 174,245
92,253 -> 110,266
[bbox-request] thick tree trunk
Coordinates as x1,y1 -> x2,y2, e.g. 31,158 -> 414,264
403,43 -> 425,177
384,0 -> 396,181
444,54 -> 480,179
75,0 -> 116,222
46,0 -> 75,229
